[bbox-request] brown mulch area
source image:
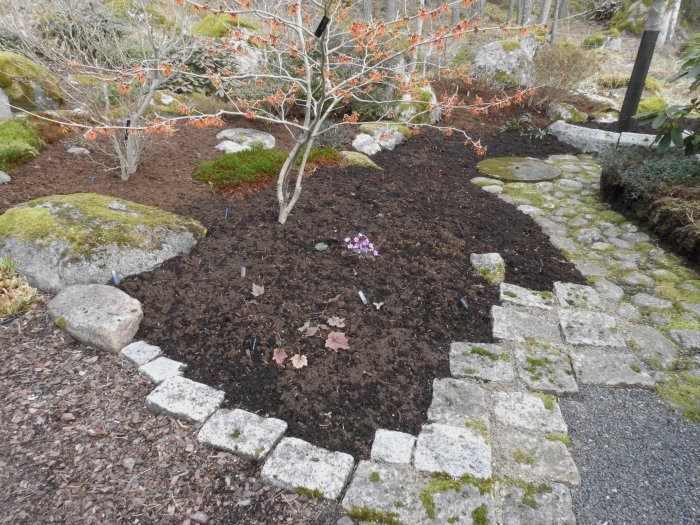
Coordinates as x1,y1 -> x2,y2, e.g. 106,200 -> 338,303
1,87 -> 585,522
0,306 -> 344,524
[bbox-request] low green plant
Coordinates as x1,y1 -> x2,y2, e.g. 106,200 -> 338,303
618,154 -> 699,200
0,254 -> 41,320
0,119 -> 44,172
500,113 -> 547,140
657,371 -> 700,423
193,146 -> 341,188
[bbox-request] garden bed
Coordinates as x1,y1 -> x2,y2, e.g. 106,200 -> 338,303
3,97 -> 585,459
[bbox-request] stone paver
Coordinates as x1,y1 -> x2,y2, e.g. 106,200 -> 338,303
492,306 -> 564,345
120,340 -> 162,366
449,342 -> 515,382
622,323 -> 678,369
669,329 -> 700,352
145,376 -> 225,424
513,343 -> 578,395
260,437 -> 354,500
138,356 -> 186,384
499,283 -> 553,309
370,429 -> 416,465
558,309 -> 626,347
497,481 -> 576,525
593,279 -> 625,304
492,391 -> 568,433
470,253 -> 506,285
413,424 -> 492,479
631,293 -> 673,309
197,409 -> 287,461
570,347 -> 655,387
418,483 -> 496,525
495,430 -> 580,485
427,378 -> 489,428
554,282 -> 602,310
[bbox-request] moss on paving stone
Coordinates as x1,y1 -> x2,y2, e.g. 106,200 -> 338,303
347,506 -> 401,524
464,419 -> 489,440
478,157 -> 561,183
295,487 -> 324,499
534,392 -> 556,410
656,372 -> 700,423
471,346 -> 502,361
472,503 -> 489,525
359,122 -> 412,139
476,265 -> 505,286
512,449 -> 535,466
369,471 -> 381,482
420,473 -> 493,519
547,433 -> 572,446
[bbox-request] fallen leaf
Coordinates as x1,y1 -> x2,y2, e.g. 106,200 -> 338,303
327,316 -> 346,328
373,301 -> 384,310
272,348 -> 288,366
304,326 -> 320,337
324,294 -> 342,304
251,284 -> 265,297
291,354 -> 308,369
325,331 -> 350,351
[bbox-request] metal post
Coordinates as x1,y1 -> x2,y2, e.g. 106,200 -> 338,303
616,30 -> 659,132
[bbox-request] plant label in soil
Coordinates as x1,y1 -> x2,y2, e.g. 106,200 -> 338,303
224,207 -> 229,220
460,297 -> 469,311
240,266 -> 247,278
358,290 -> 368,305
112,270 -> 122,286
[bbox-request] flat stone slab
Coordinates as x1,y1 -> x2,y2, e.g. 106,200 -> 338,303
622,323 -> 678,369
492,306 -> 564,345
495,430 -> 580,485
500,283 -> 552,310
417,482 -> 496,525
427,378 -> 489,429
514,343 -> 578,395
470,253 -> 505,285
260,437 -> 354,500
570,347 -> 655,387
554,282 -> 602,310
145,376 -> 225,424
120,340 -> 162,366
631,293 -> 673,309
197,409 -> 287,461
497,481 -> 576,525
492,391 -> 567,433
449,342 -> 515,382
341,461 -> 424,524
215,128 -> 275,150
48,284 -> 143,352
139,356 -> 186,384
669,329 -> 700,352
370,429 -> 416,464
558,309 -> 626,347
476,157 -> 561,182
593,279 -> 625,304
414,424 -> 492,479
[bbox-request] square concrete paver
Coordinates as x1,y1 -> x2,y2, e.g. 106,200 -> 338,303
145,376 -> 225,424
449,342 -> 515,383
492,391 -> 567,434
514,343 -> 578,395
197,409 -> 287,461
499,283 -> 553,310
558,309 -> 626,347
495,430 -> 580,485
497,481 -> 576,525
139,356 -> 186,384
260,437 -> 354,500
370,429 -> 416,465
121,341 -> 161,366
413,424 -> 491,479
417,483 -> 496,525
570,347 -> 655,388
554,282 -> 603,310
427,378 -> 489,429
492,306 -> 564,345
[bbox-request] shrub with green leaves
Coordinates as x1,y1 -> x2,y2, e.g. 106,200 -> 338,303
620,154 -> 700,200
0,119 -> 43,172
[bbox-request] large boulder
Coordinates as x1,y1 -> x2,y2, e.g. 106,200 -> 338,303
547,102 -> 588,123
0,52 -> 63,111
0,88 -> 11,119
0,193 -> 206,293
48,284 -> 143,352
472,38 -> 539,88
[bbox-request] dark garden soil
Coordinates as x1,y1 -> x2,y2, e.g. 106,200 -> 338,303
3,89 -> 585,460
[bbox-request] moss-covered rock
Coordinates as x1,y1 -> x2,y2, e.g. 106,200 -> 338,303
192,13 -> 258,37
0,193 -> 206,292
611,0 -> 651,36
0,52 -> 63,111
340,151 -> 382,170
637,97 -> 668,114
546,102 -> 588,123
477,157 -> 562,182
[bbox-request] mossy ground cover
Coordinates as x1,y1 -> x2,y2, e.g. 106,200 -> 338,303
0,119 -> 43,172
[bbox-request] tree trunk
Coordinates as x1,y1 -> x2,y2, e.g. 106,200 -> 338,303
507,0 -> 516,22
539,0 -> 553,25
550,0 -> 561,42
451,1 -> 460,27
521,0 -> 533,24
517,0 -> 524,24
360,0 -> 372,22
617,0 -> 668,132
385,0 -> 397,21
557,0 -> 568,19
666,0 -> 682,43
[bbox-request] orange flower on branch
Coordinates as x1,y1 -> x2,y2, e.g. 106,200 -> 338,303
84,128 -> 97,141
342,112 -> 359,123
442,128 -> 453,137
176,103 -> 193,115
161,63 -> 173,77
244,111 -> 257,120
116,84 -> 131,94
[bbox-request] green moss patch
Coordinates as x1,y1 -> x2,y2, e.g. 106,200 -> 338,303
347,506 -> 401,524
0,51 -> 63,110
341,151 -> 382,170
657,371 -> 700,423
0,119 -> 43,172
421,473 -> 493,519
477,157 -> 561,182
547,433 -> 572,446
359,122 -> 412,139
192,13 -> 258,37
0,193 -> 206,257
534,392 -> 556,410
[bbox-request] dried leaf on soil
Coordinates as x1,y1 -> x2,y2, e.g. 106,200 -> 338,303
291,354 -> 308,369
251,284 -> 265,297
327,316 -> 345,328
325,331 -> 350,351
272,348 -> 288,366
324,294 -> 342,304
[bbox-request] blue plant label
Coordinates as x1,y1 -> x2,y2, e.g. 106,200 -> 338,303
224,207 -> 229,220
112,270 -> 122,286
460,297 -> 469,311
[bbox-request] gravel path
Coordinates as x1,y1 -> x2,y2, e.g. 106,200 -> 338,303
560,386 -> 700,525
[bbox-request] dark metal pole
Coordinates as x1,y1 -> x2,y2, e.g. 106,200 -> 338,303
617,30 -> 660,132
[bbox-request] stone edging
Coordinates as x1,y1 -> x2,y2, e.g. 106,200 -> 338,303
548,120 -> 656,154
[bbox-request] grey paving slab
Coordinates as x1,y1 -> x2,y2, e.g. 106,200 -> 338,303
449,342 -> 515,383
341,461 -> 424,524
120,340 -> 162,366
492,306 -> 564,345
492,391 -> 567,434
554,282 -> 603,310
370,429 -> 416,465
499,283 -> 553,310
470,253 -> 506,285
145,376 -> 225,424
418,483 -> 496,525
513,343 -> 578,395
669,329 -> 700,352
571,260 -> 609,278
260,437 -> 354,500
621,323 -> 678,369
495,430 -> 580,485
558,309 -> 626,347
197,409 -> 287,461
497,481 -> 576,525
427,378 -> 489,429
138,356 -> 186,384
413,424 -> 491,479
631,293 -> 673,309
570,347 -> 655,387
